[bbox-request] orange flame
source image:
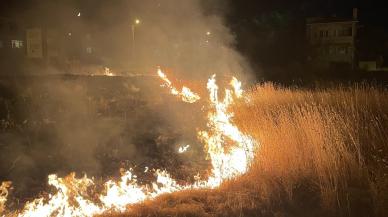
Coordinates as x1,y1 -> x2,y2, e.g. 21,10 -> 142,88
1,69 -> 258,217
1,182 -> 11,215
157,68 -> 200,103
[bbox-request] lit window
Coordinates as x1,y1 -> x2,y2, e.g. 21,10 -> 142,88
86,47 -> 93,54
11,40 -> 23,48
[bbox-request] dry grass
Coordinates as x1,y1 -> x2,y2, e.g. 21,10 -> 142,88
234,83 -> 388,216
104,83 -> 388,217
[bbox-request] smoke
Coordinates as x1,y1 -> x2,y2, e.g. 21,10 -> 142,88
0,0 -> 253,199
121,0 -> 252,79
1,0 -> 253,79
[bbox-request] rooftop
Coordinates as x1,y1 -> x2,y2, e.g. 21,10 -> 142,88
307,17 -> 358,24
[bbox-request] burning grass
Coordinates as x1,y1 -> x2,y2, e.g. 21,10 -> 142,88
0,72 -> 258,216
104,83 -> 388,217
1,76 -> 387,217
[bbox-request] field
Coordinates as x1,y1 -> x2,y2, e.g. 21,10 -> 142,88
103,83 -> 388,217
0,77 -> 387,217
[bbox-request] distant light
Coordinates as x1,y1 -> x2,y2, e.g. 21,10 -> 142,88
86,47 -> 92,54
77,12 -> 81,17
68,32 -> 72,36
135,19 -> 140,25
11,40 -> 23,48
206,31 -> 211,36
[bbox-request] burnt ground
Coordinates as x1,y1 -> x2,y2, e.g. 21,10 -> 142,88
0,75 -> 209,209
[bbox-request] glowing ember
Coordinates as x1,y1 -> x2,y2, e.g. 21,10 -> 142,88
1,69 -> 258,217
178,145 -> 190,153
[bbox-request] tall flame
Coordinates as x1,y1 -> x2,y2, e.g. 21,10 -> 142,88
0,69 -> 257,217
198,74 -> 255,186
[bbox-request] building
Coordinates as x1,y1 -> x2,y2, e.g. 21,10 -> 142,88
0,15 -> 99,75
0,17 -> 26,63
306,8 -> 359,69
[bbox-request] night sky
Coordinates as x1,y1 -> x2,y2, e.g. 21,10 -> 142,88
2,0 -> 387,27
1,0 -> 387,78
231,0 -> 386,25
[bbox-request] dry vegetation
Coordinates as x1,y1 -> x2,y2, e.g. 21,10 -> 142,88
104,83 -> 387,217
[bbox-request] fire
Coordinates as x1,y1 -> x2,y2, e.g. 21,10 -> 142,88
0,69 -> 258,217
18,174 -> 101,217
198,74 -> 255,186
1,182 -> 11,215
178,145 -> 190,153
157,68 -> 200,103
230,76 -> 243,98
104,67 -> 115,76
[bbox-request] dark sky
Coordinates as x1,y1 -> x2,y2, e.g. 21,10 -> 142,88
1,0 -> 387,27
1,0 -> 387,75
226,0 -> 388,27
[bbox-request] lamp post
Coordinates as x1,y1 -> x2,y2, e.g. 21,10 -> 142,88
131,19 -> 141,60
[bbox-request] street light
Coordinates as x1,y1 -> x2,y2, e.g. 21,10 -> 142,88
205,31 -> 211,45
131,18 -> 141,61
132,18 -> 141,42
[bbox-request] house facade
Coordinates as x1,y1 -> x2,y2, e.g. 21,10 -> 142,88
0,17 -> 25,60
0,15 -> 101,75
306,8 -> 358,69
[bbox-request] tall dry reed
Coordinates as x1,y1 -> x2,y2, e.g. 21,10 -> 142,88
105,83 -> 388,217
233,83 -> 388,215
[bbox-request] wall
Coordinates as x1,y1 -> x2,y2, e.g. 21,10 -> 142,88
307,21 -> 357,68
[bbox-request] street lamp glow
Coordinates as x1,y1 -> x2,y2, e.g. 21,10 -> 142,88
77,12 -> 81,17
135,19 -> 140,25
206,31 -> 211,36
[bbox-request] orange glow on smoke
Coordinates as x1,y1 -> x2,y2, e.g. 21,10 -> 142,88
0,69 -> 258,217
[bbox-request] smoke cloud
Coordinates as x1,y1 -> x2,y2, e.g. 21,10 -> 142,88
0,0 -> 253,199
